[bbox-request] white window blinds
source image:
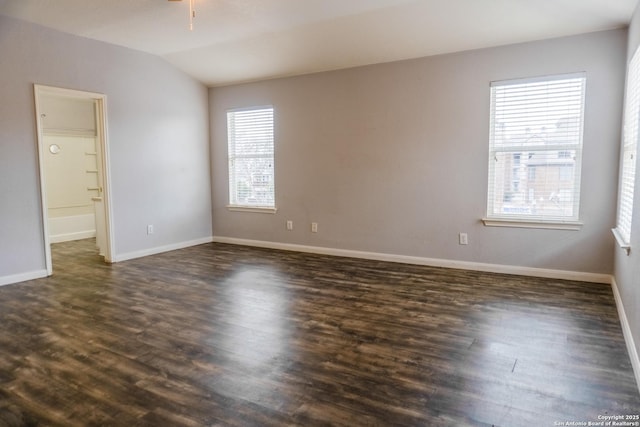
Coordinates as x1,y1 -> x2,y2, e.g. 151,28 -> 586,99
487,74 -> 586,223
227,106 -> 275,208
616,50 -> 640,245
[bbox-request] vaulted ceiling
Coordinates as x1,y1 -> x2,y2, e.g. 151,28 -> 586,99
0,0 -> 637,86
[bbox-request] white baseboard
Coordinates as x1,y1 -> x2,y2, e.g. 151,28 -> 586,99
211,236 -> 612,284
611,277 -> 640,395
1,236 -> 215,285
113,236 -> 214,263
48,214 -> 96,243
50,230 -> 96,243
0,269 -> 49,287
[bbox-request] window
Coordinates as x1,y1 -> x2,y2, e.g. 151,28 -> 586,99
485,74 -> 586,227
614,49 -> 640,250
227,106 -> 275,210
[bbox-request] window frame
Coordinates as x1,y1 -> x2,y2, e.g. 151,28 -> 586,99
613,48 -> 640,254
226,106 -> 277,213
483,73 -> 587,230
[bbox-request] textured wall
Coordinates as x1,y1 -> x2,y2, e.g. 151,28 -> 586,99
210,29 -> 626,275
0,15 -> 212,281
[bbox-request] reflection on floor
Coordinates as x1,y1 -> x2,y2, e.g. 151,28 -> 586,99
0,238 -> 638,426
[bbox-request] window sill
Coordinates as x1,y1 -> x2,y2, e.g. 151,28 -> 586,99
482,218 -> 583,230
612,228 -> 631,255
227,205 -> 277,214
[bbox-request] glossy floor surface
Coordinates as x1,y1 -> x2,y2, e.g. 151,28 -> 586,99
0,239 -> 638,426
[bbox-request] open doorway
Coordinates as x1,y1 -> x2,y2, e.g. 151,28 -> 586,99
34,85 -> 114,275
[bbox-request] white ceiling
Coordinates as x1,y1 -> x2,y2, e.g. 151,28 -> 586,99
0,0 -> 637,87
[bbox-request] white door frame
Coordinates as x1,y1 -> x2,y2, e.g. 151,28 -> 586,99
34,84 -> 115,273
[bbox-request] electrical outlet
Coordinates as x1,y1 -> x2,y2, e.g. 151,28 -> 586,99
147,224 -> 154,235
459,232 -> 468,245
311,222 -> 318,233
286,220 -> 293,231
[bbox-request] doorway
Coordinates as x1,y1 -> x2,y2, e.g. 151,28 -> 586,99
34,85 -> 114,274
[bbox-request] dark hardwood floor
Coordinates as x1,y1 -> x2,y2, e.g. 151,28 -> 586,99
0,239 -> 638,426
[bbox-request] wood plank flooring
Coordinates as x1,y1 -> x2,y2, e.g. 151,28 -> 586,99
0,239 -> 638,426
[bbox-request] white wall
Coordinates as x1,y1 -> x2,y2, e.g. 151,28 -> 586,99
43,134 -> 98,242
0,15 -> 212,283
210,29 -> 626,276
40,96 -> 98,244
614,1 -> 640,390
40,95 -> 96,133
43,134 -> 98,220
